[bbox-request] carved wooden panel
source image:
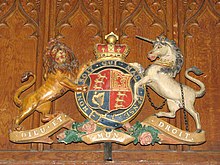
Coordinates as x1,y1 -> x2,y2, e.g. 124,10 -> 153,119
180,0 -> 220,151
117,0 -> 166,65
0,0 -> 39,150
0,0 -> 219,163
48,0 -> 105,151
111,0 -> 170,151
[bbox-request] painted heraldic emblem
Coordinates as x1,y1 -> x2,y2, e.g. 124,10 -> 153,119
10,33 -> 206,147
75,32 -> 145,128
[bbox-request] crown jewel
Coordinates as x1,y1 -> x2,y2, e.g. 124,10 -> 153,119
94,32 -> 130,60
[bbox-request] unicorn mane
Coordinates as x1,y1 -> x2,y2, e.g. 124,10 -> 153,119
155,36 -> 184,77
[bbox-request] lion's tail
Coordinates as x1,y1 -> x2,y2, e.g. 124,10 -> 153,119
185,66 -> 206,98
14,72 -> 36,107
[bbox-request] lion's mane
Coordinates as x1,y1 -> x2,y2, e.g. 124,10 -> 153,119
43,39 -> 79,79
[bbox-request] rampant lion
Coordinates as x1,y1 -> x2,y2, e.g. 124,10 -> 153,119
14,39 -> 87,126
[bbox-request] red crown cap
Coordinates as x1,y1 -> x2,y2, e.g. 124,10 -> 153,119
94,32 -> 130,60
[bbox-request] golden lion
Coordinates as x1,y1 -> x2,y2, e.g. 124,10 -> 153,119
14,39 -> 87,126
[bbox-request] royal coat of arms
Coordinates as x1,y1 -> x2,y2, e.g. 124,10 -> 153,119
75,35 -> 145,129
9,32 -> 206,160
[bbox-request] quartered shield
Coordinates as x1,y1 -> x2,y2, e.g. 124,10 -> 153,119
76,60 -> 145,128
87,69 -> 133,112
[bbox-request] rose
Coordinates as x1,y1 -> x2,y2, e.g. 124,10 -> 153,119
80,120 -> 97,134
138,132 -> 153,145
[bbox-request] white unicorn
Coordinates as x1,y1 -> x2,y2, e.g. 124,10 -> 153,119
133,35 -> 205,132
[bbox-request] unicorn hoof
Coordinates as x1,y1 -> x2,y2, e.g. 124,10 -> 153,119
196,129 -> 202,133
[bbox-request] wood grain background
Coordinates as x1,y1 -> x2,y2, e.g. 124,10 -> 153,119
0,0 -> 219,164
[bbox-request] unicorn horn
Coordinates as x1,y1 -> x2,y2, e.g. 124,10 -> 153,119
135,35 -> 155,44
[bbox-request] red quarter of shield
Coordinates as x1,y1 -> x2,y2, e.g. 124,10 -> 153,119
88,69 -> 133,111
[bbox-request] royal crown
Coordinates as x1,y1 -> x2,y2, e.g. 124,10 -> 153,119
94,32 -> 130,60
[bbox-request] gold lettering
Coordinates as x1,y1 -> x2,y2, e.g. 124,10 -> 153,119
9,114 -> 73,143
82,73 -> 88,79
165,125 -> 170,131
129,109 -> 135,115
158,121 -> 165,127
52,120 -> 57,126
82,105 -> 91,115
33,130 -> 39,136
28,131 -> 32,137
172,129 -> 177,134
123,112 -> 130,118
97,133 -> 104,139
101,61 -> 107,66
125,66 -> 135,75
106,132 -> 111,138
77,95 -> 83,101
82,106 -> 89,111
40,127 -> 46,134
80,101 -> 85,107
179,131 -> 183,137
57,115 -> 63,122
132,104 -> 139,111
185,133 -> 190,139
113,132 -> 119,138
21,132 -> 27,138
95,131 -> 121,140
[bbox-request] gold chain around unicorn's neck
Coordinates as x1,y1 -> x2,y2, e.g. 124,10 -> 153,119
154,58 -> 174,68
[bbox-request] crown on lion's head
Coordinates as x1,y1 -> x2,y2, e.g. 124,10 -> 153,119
43,39 -> 79,79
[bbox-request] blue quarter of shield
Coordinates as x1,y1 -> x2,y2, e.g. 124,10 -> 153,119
87,91 -> 110,110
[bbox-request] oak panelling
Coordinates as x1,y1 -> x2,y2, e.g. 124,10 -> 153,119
0,151 -> 219,164
53,0 -> 105,66
20,0 -> 41,24
179,0 -> 220,151
118,0 -> 167,120
111,0 -> 172,151
0,0 -> 40,150
0,0 -> 218,163
48,0 -> 105,151
117,0 -> 166,67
